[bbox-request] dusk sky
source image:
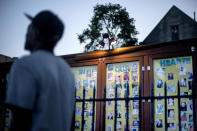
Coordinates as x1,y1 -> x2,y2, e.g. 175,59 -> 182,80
0,0 -> 197,58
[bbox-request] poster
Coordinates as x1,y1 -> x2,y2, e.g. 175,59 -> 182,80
72,66 -> 97,131
105,61 -> 140,130
154,56 -> 194,130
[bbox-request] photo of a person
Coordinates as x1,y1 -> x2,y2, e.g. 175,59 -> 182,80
132,73 -> 138,82
168,109 -> 174,119
86,69 -> 91,77
107,112 -> 113,120
179,66 -> 186,75
75,81 -> 81,90
115,76 -> 121,85
108,64 -> 114,71
131,63 -> 138,72
75,107 -> 81,116
108,101 -> 112,106
92,69 -> 97,78
107,124 -> 112,131
156,104 -> 163,114
117,111 -> 122,118
168,73 -> 174,80
108,73 -> 113,81
180,102 -> 187,111
75,121 -> 80,129
116,121 -> 122,130
188,81 -> 193,90
179,78 -> 187,87
124,72 -> 129,81
168,98 -> 174,106
181,111 -> 187,121
84,111 -> 88,117
133,118 -> 139,126
167,123 -> 176,129
156,79 -> 163,88
167,85 -> 176,93
83,80 -> 88,88
188,72 -> 193,79
156,119 -> 163,128
90,80 -> 95,89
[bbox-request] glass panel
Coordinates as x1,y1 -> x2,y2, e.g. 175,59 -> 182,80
72,66 -> 97,131
105,61 -> 140,131
153,56 -> 194,131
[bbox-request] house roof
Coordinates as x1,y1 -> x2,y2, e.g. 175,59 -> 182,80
143,5 -> 197,44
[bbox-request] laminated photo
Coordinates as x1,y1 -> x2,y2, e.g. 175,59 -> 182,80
156,119 -> 163,128
131,63 -> 138,72
89,109 -> 93,116
188,71 -> 193,79
179,78 -> 187,87
180,102 -> 187,111
83,120 -> 87,129
181,123 -> 188,130
116,121 -> 122,130
108,64 -> 114,72
189,101 -> 193,114
167,85 -> 176,93
107,101 -> 112,107
124,72 -> 130,81
75,121 -> 80,129
106,124 -> 112,131
132,85 -> 138,95
107,112 -> 114,120
181,111 -> 187,122
179,65 -> 186,75
168,98 -> 174,106
156,104 -> 163,114
156,79 -> 163,89
167,123 -> 176,130
83,80 -> 88,88
132,73 -> 138,83
168,109 -> 175,119
155,68 -> 165,75
84,111 -> 89,117
75,81 -> 81,90
117,101 -> 121,108
132,118 -> 139,127
188,81 -> 192,90
133,100 -> 139,114
84,102 -> 88,110
189,115 -> 194,126
92,69 -> 97,78
86,69 -> 92,77
75,107 -> 81,116
117,111 -> 122,118
124,81 -> 130,90
115,76 -> 121,85
116,84 -> 122,91
108,73 -> 113,81
90,80 -> 95,89
168,73 -> 174,80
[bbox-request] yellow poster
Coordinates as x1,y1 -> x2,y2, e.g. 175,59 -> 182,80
72,66 -> 97,131
105,61 -> 140,131
154,56 -> 194,131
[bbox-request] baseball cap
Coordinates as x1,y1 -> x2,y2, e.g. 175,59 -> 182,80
25,10 -> 64,41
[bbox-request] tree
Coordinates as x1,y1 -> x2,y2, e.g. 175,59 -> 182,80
78,3 -> 138,52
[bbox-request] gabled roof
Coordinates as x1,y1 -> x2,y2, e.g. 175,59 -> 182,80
143,5 -> 197,44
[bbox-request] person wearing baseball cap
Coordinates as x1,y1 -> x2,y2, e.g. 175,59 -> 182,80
6,10 -> 75,131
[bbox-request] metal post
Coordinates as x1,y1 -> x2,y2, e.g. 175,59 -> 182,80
81,87 -> 85,131
102,87 -> 106,131
114,84 -> 118,131
151,83 -> 154,131
164,82 -> 167,131
178,81 -> 181,131
92,86 -> 96,131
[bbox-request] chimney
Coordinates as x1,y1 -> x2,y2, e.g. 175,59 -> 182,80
194,11 -> 196,21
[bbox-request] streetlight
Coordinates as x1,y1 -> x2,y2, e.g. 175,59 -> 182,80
99,33 -> 117,50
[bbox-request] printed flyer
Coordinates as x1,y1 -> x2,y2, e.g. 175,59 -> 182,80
154,56 -> 194,131
105,61 -> 140,131
72,66 -> 97,131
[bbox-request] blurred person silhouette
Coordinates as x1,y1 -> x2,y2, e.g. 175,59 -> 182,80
6,10 -> 75,131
